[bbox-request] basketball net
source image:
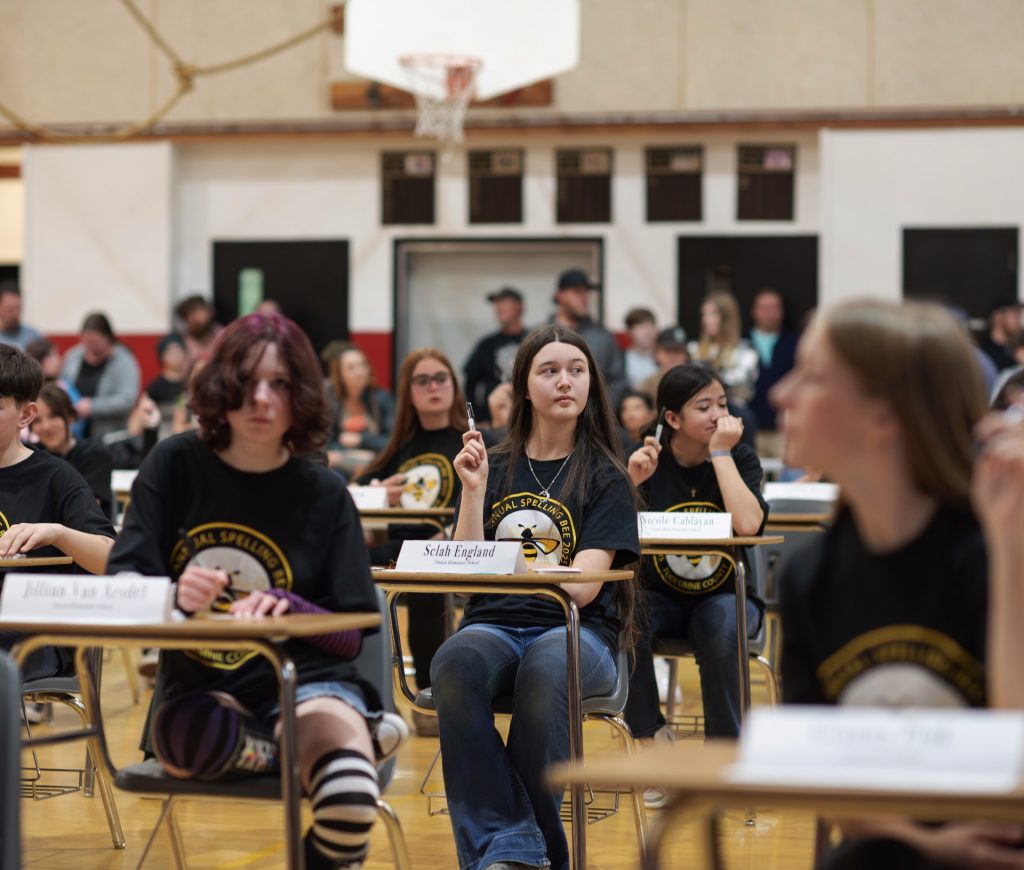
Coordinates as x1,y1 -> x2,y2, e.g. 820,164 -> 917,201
400,54 -> 481,149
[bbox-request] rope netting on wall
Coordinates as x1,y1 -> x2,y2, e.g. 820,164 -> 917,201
0,0 -> 344,142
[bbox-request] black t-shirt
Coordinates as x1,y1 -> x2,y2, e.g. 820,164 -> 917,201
639,441 -> 767,599
356,427 -> 496,550
75,359 -> 107,398
0,449 -> 115,570
62,439 -> 114,519
146,375 -> 185,405
458,450 -> 640,653
107,432 -> 380,709
463,330 -> 526,422
780,504 -> 987,707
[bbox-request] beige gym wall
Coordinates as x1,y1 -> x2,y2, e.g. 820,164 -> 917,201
2,0 -> 1024,134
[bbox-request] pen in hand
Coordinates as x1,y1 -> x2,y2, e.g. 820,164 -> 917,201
466,401 -> 476,432
653,406 -> 666,444
178,528 -> 241,599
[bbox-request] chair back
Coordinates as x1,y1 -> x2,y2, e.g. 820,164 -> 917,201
0,651 -> 21,869
581,643 -> 630,717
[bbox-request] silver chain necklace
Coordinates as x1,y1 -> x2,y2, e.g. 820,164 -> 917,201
525,450 -> 573,500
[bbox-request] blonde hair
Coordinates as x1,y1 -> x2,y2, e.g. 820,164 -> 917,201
697,291 -> 742,368
823,299 -> 987,509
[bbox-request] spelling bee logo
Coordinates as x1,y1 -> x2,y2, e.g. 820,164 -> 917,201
170,523 -> 292,670
652,501 -> 734,594
489,492 -> 577,566
398,453 -> 456,509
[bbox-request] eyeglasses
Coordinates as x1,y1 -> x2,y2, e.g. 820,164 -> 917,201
411,372 -> 451,388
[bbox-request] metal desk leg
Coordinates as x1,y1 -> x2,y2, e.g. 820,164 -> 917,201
734,558 -> 751,725
272,653 -> 302,870
563,597 -> 585,870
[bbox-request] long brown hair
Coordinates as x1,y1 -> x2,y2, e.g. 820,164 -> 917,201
327,341 -> 383,430
361,348 -> 467,479
492,325 -> 641,649
823,299 -> 987,510
697,290 -> 742,368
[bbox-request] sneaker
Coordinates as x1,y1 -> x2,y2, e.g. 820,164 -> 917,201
637,723 -> 676,750
22,702 -> 46,725
643,786 -> 670,810
370,712 -> 410,763
137,649 -> 159,680
412,709 -> 440,738
637,724 -> 674,809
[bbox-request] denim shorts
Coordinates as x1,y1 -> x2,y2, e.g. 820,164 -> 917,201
251,679 -> 377,728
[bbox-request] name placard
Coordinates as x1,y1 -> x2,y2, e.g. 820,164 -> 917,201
0,573 -> 173,624
763,482 -> 839,504
727,706 -> 1024,793
638,511 -> 732,540
395,540 -> 528,574
348,485 -> 390,510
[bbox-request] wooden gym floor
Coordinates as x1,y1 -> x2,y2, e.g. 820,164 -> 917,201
20,623 -> 816,869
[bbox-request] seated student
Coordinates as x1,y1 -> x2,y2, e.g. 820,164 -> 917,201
622,365 -> 766,785
432,325 -> 640,870
32,383 -> 114,518
0,345 -> 115,680
617,388 -> 656,449
354,348 -> 487,736
773,300 -> 1011,867
107,314 -> 407,870
324,342 -> 395,478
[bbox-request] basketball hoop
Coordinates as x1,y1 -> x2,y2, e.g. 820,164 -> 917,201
400,54 -> 481,148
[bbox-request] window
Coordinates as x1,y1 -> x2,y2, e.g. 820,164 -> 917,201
556,148 -> 612,223
646,147 -> 702,222
737,145 -> 795,221
468,149 -> 523,224
381,151 -> 435,225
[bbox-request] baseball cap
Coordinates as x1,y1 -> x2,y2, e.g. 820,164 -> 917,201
656,326 -> 688,351
556,269 -> 599,291
486,287 -> 524,304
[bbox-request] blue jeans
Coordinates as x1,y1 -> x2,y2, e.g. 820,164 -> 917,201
430,624 -> 617,870
624,589 -> 762,738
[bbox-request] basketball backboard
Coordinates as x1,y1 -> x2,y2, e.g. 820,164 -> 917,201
343,0 -> 580,102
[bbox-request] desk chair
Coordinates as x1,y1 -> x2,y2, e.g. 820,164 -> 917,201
655,547 -> 780,733
20,647 -> 126,848
762,495 -> 834,610
1,652 -> 21,870
114,590 -> 411,870
388,596 -> 650,862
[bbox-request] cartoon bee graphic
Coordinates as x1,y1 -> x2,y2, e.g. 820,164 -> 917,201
399,462 -> 443,508
499,523 -> 561,564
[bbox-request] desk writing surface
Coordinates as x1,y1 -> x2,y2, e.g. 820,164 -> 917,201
551,740 -> 1024,820
765,513 -> 831,525
0,555 -> 75,568
358,508 -> 454,518
0,612 -> 380,640
373,569 -> 634,585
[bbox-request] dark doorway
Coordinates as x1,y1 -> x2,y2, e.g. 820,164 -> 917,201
903,228 -> 1018,319
212,240 -> 349,356
0,265 -> 19,287
677,235 -> 818,338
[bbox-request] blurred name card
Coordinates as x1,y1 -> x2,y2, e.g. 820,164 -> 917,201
638,511 -> 732,540
348,486 -> 390,510
763,482 -> 839,503
395,541 -> 527,574
0,574 -> 173,624
728,706 -> 1024,793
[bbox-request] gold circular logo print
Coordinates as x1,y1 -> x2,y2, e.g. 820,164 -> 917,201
652,501 -> 734,594
398,453 -> 456,509
490,492 -> 577,566
171,523 -> 292,669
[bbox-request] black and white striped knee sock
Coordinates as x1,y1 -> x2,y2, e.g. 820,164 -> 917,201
305,748 -> 379,868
